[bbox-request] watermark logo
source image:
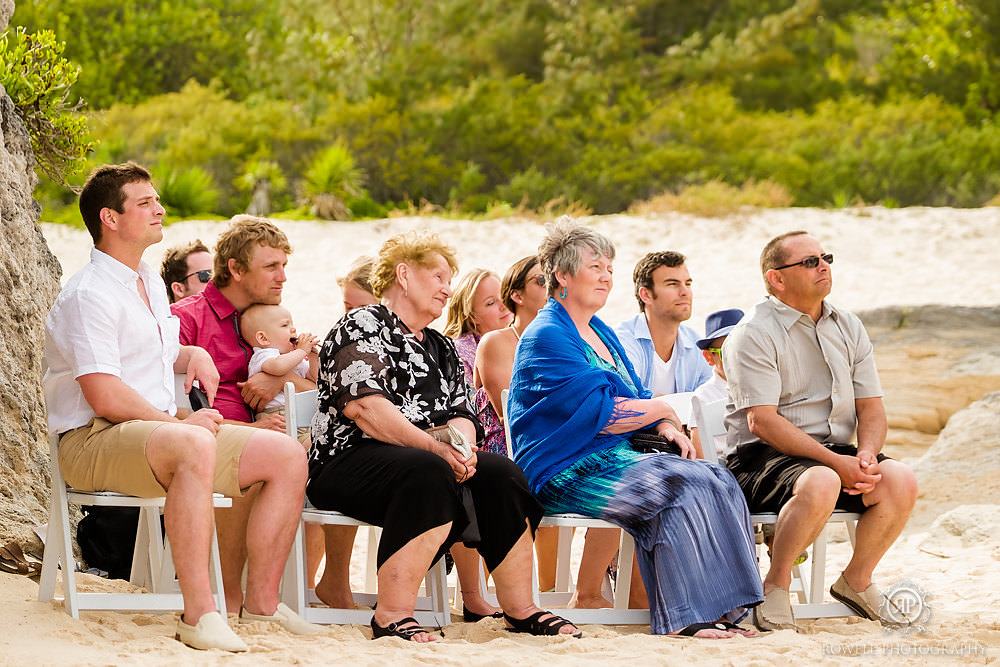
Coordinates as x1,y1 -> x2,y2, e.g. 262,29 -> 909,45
881,579 -> 932,633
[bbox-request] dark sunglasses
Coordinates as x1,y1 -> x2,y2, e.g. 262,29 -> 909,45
529,275 -> 546,287
183,269 -> 212,283
773,253 -> 833,271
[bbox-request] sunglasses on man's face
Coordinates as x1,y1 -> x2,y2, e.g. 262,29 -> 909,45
773,253 -> 833,271
183,269 -> 212,283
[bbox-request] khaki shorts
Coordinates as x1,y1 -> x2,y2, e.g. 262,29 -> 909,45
58,418 -> 254,498
259,405 -> 311,450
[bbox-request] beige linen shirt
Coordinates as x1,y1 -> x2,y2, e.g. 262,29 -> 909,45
721,296 -> 882,461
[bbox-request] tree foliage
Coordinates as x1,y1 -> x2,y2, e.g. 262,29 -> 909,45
12,0 -> 1000,218
0,27 -> 93,183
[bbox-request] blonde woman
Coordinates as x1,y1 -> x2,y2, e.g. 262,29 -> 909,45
337,255 -> 378,313
308,230 -> 580,641
444,268 -> 512,386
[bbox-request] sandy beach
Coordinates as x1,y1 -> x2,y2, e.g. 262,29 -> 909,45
4,208 -> 998,664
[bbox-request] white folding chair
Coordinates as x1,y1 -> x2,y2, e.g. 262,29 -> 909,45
690,395 -> 860,619
501,389 -> 650,625
279,383 -> 450,627
38,375 -> 230,618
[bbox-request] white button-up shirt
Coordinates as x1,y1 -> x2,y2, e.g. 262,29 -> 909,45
722,295 -> 883,461
44,248 -> 180,434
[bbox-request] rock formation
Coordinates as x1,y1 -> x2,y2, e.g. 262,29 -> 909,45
0,4 -> 65,547
911,391 -> 1000,528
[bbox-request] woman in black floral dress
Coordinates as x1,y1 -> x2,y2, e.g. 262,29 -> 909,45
307,230 -> 580,643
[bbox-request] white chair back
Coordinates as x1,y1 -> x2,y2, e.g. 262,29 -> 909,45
690,396 -> 727,463
283,383 -> 318,440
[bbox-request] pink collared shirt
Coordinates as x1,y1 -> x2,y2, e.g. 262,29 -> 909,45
171,282 -> 254,422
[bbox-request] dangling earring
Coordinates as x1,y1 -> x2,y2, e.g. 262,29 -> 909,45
560,286 -> 567,299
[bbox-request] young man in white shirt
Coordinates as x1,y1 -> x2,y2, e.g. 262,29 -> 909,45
44,162 -> 319,651
613,251 -> 711,395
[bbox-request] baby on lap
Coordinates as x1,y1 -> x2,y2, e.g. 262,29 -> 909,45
241,304 -> 318,444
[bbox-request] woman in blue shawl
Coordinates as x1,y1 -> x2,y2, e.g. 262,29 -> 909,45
509,219 -> 763,637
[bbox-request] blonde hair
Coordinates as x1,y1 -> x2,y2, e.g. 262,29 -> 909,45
214,215 -> 292,288
337,255 -> 375,295
444,268 -> 497,338
370,229 -> 458,298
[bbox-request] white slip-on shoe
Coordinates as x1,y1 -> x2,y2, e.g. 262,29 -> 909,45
176,611 -> 249,652
240,602 -> 324,634
752,588 -> 797,632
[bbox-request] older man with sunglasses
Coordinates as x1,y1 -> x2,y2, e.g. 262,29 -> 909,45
722,231 -> 918,632
160,239 -> 214,303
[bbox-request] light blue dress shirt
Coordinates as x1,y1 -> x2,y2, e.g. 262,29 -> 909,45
612,313 -> 712,395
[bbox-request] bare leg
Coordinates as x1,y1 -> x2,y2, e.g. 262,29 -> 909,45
491,526 -> 579,635
570,527 -> 617,608
452,543 -> 501,616
314,525 -> 359,608
765,466 -> 840,593
841,460 -> 917,591
627,555 -> 648,609
236,430 -> 308,616
372,523 -> 452,643
305,523 -> 325,589
534,527 -> 560,592
145,424 -> 219,624
215,489 -> 255,612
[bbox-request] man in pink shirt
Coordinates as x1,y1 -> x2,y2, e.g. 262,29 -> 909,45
172,215 -> 313,611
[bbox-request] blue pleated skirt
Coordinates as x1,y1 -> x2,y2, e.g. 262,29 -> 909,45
538,442 -> 764,634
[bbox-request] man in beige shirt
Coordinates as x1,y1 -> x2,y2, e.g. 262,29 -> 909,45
723,231 -> 918,632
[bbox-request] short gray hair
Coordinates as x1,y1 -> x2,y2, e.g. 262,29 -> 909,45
537,216 -> 616,297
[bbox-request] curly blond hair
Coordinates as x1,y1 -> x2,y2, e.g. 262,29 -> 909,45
370,229 -> 458,298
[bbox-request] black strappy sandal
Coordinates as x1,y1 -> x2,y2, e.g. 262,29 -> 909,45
370,616 -> 436,641
503,611 -> 582,638
675,622 -> 733,637
463,605 -> 504,622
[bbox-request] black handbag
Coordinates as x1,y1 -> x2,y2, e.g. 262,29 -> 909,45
628,430 -> 682,456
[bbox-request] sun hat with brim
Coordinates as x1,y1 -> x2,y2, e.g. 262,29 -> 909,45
696,308 -> 745,350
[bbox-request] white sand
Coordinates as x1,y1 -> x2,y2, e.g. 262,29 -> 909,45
7,208 -> 997,664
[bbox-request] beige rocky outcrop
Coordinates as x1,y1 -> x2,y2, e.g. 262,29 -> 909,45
0,5 -> 64,547
911,391 -> 1000,528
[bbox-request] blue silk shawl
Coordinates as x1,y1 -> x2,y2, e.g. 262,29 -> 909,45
508,299 -> 651,493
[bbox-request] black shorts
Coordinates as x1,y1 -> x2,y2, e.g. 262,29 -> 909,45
726,442 -> 888,515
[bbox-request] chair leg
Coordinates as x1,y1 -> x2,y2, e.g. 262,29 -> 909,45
809,525 -> 829,605
613,531 -> 636,610
38,490 -> 64,604
209,519 -> 227,617
554,527 -> 573,594
58,495 -> 80,618
364,527 -> 380,593
281,521 -> 308,618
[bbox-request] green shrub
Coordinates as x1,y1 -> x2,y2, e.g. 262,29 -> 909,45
156,167 -> 220,219
0,27 -> 93,183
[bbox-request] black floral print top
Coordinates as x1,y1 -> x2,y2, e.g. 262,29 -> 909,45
309,304 -> 482,470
